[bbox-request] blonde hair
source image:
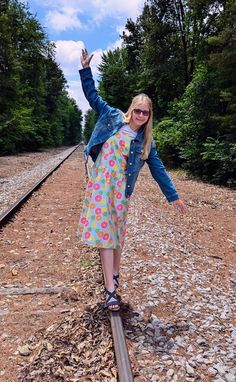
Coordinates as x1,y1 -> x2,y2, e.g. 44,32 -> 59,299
123,93 -> 153,160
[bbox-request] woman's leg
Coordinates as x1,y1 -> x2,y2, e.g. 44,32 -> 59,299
114,248 -> 122,274
113,248 -> 122,289
100,248 -> 120,310
100,248 -> 114,291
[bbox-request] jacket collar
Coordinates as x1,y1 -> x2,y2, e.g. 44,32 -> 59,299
135,126 -> 145,142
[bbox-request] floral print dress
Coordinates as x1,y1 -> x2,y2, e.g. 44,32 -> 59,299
78,125 -> 136,249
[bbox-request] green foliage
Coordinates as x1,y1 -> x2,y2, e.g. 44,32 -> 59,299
2,0 -> 235,187
156,60 -> 236,186
136,1 -> 186,116
0,0 -> 82,155
152,118 -> 182,167
98,48 -> 133,111
62,96 -> 83,145
175,65 -> 219,167
120,0 -> 235,187
119,0 -> 226,117
83,109 -> 97,144
0,107 -> 47,153
201,137 -> 236,186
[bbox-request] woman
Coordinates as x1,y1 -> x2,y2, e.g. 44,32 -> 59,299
78,48 -> 187,311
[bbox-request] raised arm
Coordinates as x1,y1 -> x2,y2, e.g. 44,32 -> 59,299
79,48 -> 113,116
81,48 -> 93,68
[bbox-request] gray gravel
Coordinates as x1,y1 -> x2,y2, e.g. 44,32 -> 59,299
121,181 -> 236,382
1,149 -> 234,381
0,147 -> 76,216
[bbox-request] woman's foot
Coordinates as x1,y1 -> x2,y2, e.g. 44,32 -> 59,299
105,289 -> 120,311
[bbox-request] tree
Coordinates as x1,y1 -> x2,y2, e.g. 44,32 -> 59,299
200,0 -> 236,185
137,1 -> 185,116
83,109 -> 97,144
0,0 -> 82,154
98,48 -> 133,111
62,97 -> 83,145
120,0 -> 227,117
120,18 -> 143,97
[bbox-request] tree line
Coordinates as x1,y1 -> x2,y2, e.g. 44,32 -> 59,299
0,0 -> 82,155
84,0 -> 235,187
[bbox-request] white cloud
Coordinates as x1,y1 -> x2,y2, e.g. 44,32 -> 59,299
67,81 -> 89,117
106,38 -> 122,52
91,0 -> 145,23
33,0 -> 145,31
45,7 -> 82,32
54,40 -> 103,76
54,40 -> 84,75
32,0 -> 146,116
54,41 -> 104,115
116,24 -> 127,37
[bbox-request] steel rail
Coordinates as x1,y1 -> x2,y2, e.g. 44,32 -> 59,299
0,145 -> 80,229
99,247 -> 134,381
110,311 -> 134,382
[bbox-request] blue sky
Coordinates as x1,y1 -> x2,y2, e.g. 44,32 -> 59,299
25,0 -> 146,116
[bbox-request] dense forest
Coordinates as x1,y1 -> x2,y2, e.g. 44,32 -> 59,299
84,0 -> 236,187
1,0 -> 235,186
0,0 -> 82,155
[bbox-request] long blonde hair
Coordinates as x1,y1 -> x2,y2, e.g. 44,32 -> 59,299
123,94 -> 153,160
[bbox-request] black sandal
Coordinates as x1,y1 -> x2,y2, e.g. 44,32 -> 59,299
113,274 -> 119,289
105,289 -> 120,311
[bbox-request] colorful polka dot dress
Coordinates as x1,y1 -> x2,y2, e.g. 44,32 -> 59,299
78,125 -> 136,249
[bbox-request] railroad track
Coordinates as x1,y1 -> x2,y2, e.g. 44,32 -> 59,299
0,145 -> 80,229
0,145 -> 133,382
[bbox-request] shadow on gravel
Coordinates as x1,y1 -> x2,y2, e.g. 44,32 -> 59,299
120,301 -> 192,355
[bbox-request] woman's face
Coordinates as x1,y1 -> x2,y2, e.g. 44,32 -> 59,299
130,102 -> 150,130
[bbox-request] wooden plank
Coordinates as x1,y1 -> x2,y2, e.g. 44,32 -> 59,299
0,286 -> 71,296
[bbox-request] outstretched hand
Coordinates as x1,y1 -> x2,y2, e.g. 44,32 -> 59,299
80,48 -> 93,68
172,199 -> 188,214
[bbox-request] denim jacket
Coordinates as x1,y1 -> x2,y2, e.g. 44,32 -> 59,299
79,67 -> 179,202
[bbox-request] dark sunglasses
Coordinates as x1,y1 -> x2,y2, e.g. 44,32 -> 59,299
133,108 -> 150,117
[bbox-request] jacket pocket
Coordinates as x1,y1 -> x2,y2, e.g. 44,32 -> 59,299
98,114 -> 114,131
134,146 -> 144,169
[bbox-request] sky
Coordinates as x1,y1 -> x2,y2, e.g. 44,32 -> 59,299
25,0 -> 146,117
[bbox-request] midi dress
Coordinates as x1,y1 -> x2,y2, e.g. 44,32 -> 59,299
78,125 -> 137,249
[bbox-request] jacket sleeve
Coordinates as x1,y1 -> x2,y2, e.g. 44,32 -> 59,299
146,141 -> 179,202
79,67 -> 112,116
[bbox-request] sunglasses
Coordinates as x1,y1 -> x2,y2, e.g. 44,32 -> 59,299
133,108 -> 150,117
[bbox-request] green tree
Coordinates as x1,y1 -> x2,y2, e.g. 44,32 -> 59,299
83,109 -> 97,144
62,97 -> 83,145
144,0 -> 235,186
120,18 -> 143,97
120,0 -> 227,117
136,0 -> 186,116
200,0 -> 236,185
98,48 -> 133,111
0,0 -> 82,154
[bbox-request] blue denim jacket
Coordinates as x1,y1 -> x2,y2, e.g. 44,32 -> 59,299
80,67 -> 179,202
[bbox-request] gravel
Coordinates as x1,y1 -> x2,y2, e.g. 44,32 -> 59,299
0,149 -> 235,381
0,147 -> 77,216
120,175 -> 236,382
